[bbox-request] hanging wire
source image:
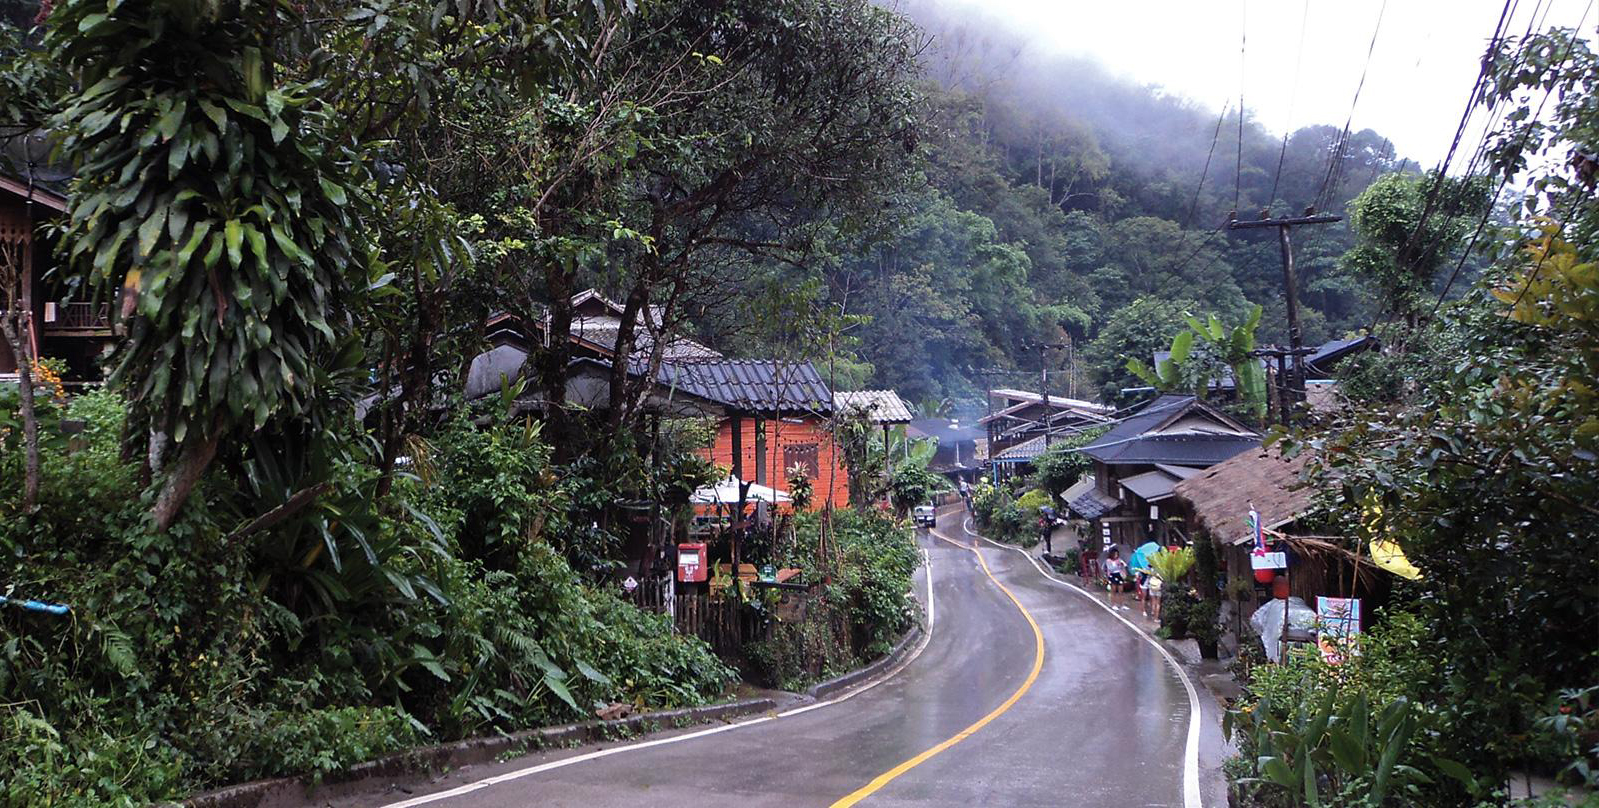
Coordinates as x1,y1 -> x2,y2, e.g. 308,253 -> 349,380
1313,0 -> 1391,213
1423,0 -> 1588,323
1186,102 -> 1231,231
1267,0 -> 1312,211
1235,0 -> 1247,214
1364,0 -> 1518,339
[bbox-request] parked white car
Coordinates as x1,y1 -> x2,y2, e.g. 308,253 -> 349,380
913,505 -> 936,527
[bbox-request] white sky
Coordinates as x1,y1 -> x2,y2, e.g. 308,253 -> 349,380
927,0 -> 1597,168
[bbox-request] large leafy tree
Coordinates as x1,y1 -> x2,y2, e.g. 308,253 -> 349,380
1305,25 -> 1599,788
47,0 -> 372,528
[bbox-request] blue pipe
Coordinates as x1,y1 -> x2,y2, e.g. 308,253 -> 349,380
0,594 -> 70,615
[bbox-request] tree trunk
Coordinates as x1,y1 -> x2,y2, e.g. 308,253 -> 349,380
152,427 -> 223,531
542,265 -> 575,462
0,313 -> 40,511
606,280 -> 650,432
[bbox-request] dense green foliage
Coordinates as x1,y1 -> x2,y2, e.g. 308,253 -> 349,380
1235,25 -> 1599,804
784,1 -> 1437,407
746,510 -> 920,689
0,395 -> 733,803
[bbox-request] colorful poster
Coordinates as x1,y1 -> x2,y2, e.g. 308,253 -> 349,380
1316,596 -> 1361,663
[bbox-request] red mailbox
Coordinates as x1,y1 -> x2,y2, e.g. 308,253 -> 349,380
677,543 -> 707,583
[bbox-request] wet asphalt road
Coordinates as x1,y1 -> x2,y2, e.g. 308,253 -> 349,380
345,508 -> 1202,807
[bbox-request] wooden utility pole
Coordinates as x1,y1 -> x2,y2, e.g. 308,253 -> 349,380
1228,213 -> 1340,416
1033,342 -> 1068,448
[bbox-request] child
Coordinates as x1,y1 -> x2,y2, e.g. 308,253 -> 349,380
1103,547 -> 1130,610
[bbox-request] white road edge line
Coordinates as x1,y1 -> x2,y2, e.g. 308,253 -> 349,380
376,538 -> 939,808
949,515 -> 1204,808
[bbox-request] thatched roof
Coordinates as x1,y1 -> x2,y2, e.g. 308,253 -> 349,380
1173,447 -> 1314,544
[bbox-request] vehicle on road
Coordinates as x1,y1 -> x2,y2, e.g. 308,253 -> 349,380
913,504 -> 936,527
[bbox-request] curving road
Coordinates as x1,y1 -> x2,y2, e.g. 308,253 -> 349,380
341,508 -> 1214,807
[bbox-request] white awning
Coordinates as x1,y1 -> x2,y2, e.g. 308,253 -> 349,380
690,475 -> 792,505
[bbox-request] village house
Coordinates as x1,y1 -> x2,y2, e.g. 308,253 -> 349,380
463,290 -> 850,511
1064,394 -> 1260,552
1,165 -> 115,386
981,387 -> 1114,470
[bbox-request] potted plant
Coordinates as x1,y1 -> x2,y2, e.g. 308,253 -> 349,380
1189,598 -> 1222,659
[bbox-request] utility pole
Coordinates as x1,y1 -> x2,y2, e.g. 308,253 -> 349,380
1228,212 -> 1341,417
1032,342 -> 1069,448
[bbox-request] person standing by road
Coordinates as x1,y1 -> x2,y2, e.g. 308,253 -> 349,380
958,479 -> 971,511
1104,547 -> 1130,610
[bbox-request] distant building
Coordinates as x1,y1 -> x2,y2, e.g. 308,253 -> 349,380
1066,394 -> 1260,549
980,388 -> 1113,467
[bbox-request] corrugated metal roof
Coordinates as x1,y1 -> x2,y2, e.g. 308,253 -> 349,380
656,359 -> 833,414
1119,469 -> 1182,503
1084,433 -> 1260,466
835,390 -> 913,424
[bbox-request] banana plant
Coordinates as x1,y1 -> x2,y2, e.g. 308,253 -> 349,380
1185,303 -> 1267,421
1125,328 -> 1195,391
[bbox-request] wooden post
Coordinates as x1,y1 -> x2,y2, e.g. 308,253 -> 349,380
1228,214 -> 1341,420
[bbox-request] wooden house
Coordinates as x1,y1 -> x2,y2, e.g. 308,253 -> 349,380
1,170 -> 115,385
981,388 -> 1114,464
1066,394 -> 1260,551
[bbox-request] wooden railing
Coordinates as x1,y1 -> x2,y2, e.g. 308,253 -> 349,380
43,302 -> 111,332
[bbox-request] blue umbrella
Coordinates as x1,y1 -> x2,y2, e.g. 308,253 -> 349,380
1129,542 -> 1161,574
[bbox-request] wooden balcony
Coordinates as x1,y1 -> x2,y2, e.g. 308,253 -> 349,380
41,302 -> 113,336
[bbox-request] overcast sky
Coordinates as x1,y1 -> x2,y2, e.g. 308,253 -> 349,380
925,0 -> 1596,168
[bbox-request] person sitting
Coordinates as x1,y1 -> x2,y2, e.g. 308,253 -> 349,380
1103,547 -> 1130,610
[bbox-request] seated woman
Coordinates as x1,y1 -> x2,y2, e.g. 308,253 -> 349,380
1103,547 -> 1131,610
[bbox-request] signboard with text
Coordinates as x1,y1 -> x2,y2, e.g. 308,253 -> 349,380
1250,551 -> 1287,570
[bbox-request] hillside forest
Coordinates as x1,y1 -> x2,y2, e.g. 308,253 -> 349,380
774,0 -> 1441,408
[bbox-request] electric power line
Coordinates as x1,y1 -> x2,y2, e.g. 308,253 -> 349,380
1313,0 -> 1391,213
1186,102 -> 1231,231
1235,0 -> 1247,214
1267,0 -> 1312,211
1423,0 -> 1590,322
1365,0 -> 1519,341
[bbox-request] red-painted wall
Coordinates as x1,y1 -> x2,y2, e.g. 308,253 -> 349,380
700,415 -> 849,510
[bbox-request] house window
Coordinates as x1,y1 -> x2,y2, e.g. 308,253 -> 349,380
784,443 -> 819,479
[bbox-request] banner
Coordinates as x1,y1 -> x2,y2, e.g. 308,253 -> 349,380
1316,596 -> 1361,663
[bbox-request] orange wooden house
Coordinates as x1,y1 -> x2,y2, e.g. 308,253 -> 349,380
464,290 -> 851,511
661,359 -> 848,511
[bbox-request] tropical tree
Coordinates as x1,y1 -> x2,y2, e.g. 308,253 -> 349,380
46,0 -> 376,528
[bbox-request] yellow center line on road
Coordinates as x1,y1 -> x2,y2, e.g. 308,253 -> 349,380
828,527 -> 1045,808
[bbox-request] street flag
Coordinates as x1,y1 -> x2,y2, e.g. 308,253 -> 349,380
1248,508 -> 1264,554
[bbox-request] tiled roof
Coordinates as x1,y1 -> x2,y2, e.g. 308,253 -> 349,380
1080,394 -> 1258,466
1067,487 -> 1121,520
835,390 -> 913,424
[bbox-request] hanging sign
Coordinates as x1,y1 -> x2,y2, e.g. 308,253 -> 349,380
1250,551 -> 1287,570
